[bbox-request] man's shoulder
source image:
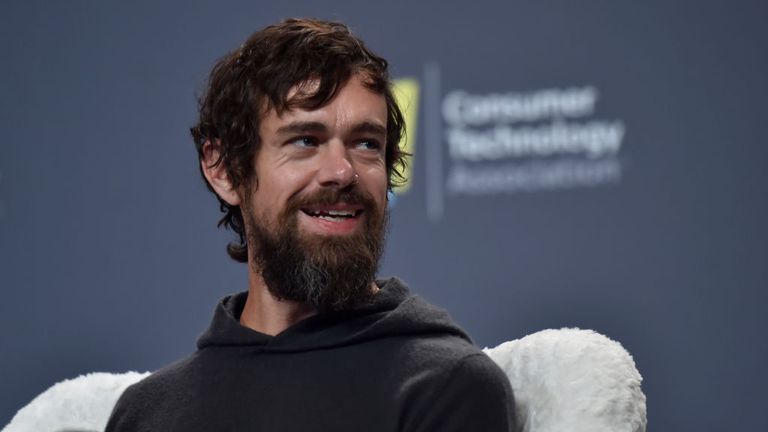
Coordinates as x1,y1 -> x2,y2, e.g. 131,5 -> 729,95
391,328 -> 485,366
121,352 -> 198,396
383,327 -> 510,391
371,279 -> 506,383
109,354 -> 196,411
402,335 -> 507,380
393,340 -> 516,431
106,353 -> 201,430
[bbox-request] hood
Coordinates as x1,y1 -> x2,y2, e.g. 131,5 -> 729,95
196,277 -> 471,353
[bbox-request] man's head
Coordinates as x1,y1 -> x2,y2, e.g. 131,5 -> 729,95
191,19 -> 406,310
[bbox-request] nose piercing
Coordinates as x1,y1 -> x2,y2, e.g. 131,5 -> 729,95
352,174 -> 359,185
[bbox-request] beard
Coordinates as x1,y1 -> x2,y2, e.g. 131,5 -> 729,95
244,186 -> 387,312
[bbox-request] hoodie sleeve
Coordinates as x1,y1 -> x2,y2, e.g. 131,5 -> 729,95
403,353 -> 516,432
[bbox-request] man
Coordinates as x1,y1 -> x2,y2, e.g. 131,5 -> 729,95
106,18 -> 515,431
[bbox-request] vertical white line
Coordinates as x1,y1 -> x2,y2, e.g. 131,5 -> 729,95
424,62 -> 443,221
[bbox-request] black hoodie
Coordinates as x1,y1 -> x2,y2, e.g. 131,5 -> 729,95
106,278 -> 515,431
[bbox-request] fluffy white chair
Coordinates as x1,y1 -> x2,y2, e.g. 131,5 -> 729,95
3,328 -> 646,432
3,372 -> 150,432
484,328 -> 646,432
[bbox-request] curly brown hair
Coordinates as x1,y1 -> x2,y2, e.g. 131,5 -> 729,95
190,18 -> 407,263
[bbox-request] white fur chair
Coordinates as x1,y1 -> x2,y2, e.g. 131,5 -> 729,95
3,328 -> 646,432
484,328 -> 646,432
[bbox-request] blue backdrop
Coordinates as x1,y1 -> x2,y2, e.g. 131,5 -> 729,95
2,1 -> 767,430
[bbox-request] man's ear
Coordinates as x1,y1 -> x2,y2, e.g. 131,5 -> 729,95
201,140 -> 241,206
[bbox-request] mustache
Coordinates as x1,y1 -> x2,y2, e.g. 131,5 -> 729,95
286,186 -> 377,211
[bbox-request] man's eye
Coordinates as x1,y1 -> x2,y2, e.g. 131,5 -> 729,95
290,137 -> 318,148
356,139 -> 382,151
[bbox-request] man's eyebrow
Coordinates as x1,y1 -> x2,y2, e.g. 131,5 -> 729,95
276,121 -> 328,135
349,121 -> 386,137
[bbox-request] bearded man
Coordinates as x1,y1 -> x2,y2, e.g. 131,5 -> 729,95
106,18 -> 515,432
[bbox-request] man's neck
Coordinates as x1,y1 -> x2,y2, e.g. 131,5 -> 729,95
239,272 -> 316,336
239,271 -> 382,336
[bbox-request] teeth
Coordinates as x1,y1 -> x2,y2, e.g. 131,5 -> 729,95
318,215 -> 344,222
307,209 -> 356,217
327,210 -> 355,216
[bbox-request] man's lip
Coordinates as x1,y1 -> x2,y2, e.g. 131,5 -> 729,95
300,203 -> 365,213
298,208 -> 363,235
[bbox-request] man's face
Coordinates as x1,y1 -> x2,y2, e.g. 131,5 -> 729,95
242,74 -> 389,311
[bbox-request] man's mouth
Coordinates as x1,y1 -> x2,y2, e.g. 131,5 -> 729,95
300,207 -> 364,223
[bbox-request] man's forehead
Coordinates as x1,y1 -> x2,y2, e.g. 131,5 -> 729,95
262,75 -> 387,129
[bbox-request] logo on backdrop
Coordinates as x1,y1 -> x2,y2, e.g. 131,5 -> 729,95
391,65 -> 626,219
389,78 -> 420,200
443,86 -> 624,195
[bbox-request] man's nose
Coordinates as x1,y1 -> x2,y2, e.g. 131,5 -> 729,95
317,141 -> 356,188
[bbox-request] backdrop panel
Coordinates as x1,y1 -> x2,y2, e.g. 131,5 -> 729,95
2,1 -> 767,429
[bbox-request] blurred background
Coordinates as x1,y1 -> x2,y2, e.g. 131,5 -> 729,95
2,1 -> 767,429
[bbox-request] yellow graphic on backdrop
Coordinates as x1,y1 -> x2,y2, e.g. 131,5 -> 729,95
392,78 -> 419,194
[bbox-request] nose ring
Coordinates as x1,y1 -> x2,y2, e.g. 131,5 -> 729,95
352,173 -> 359,185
